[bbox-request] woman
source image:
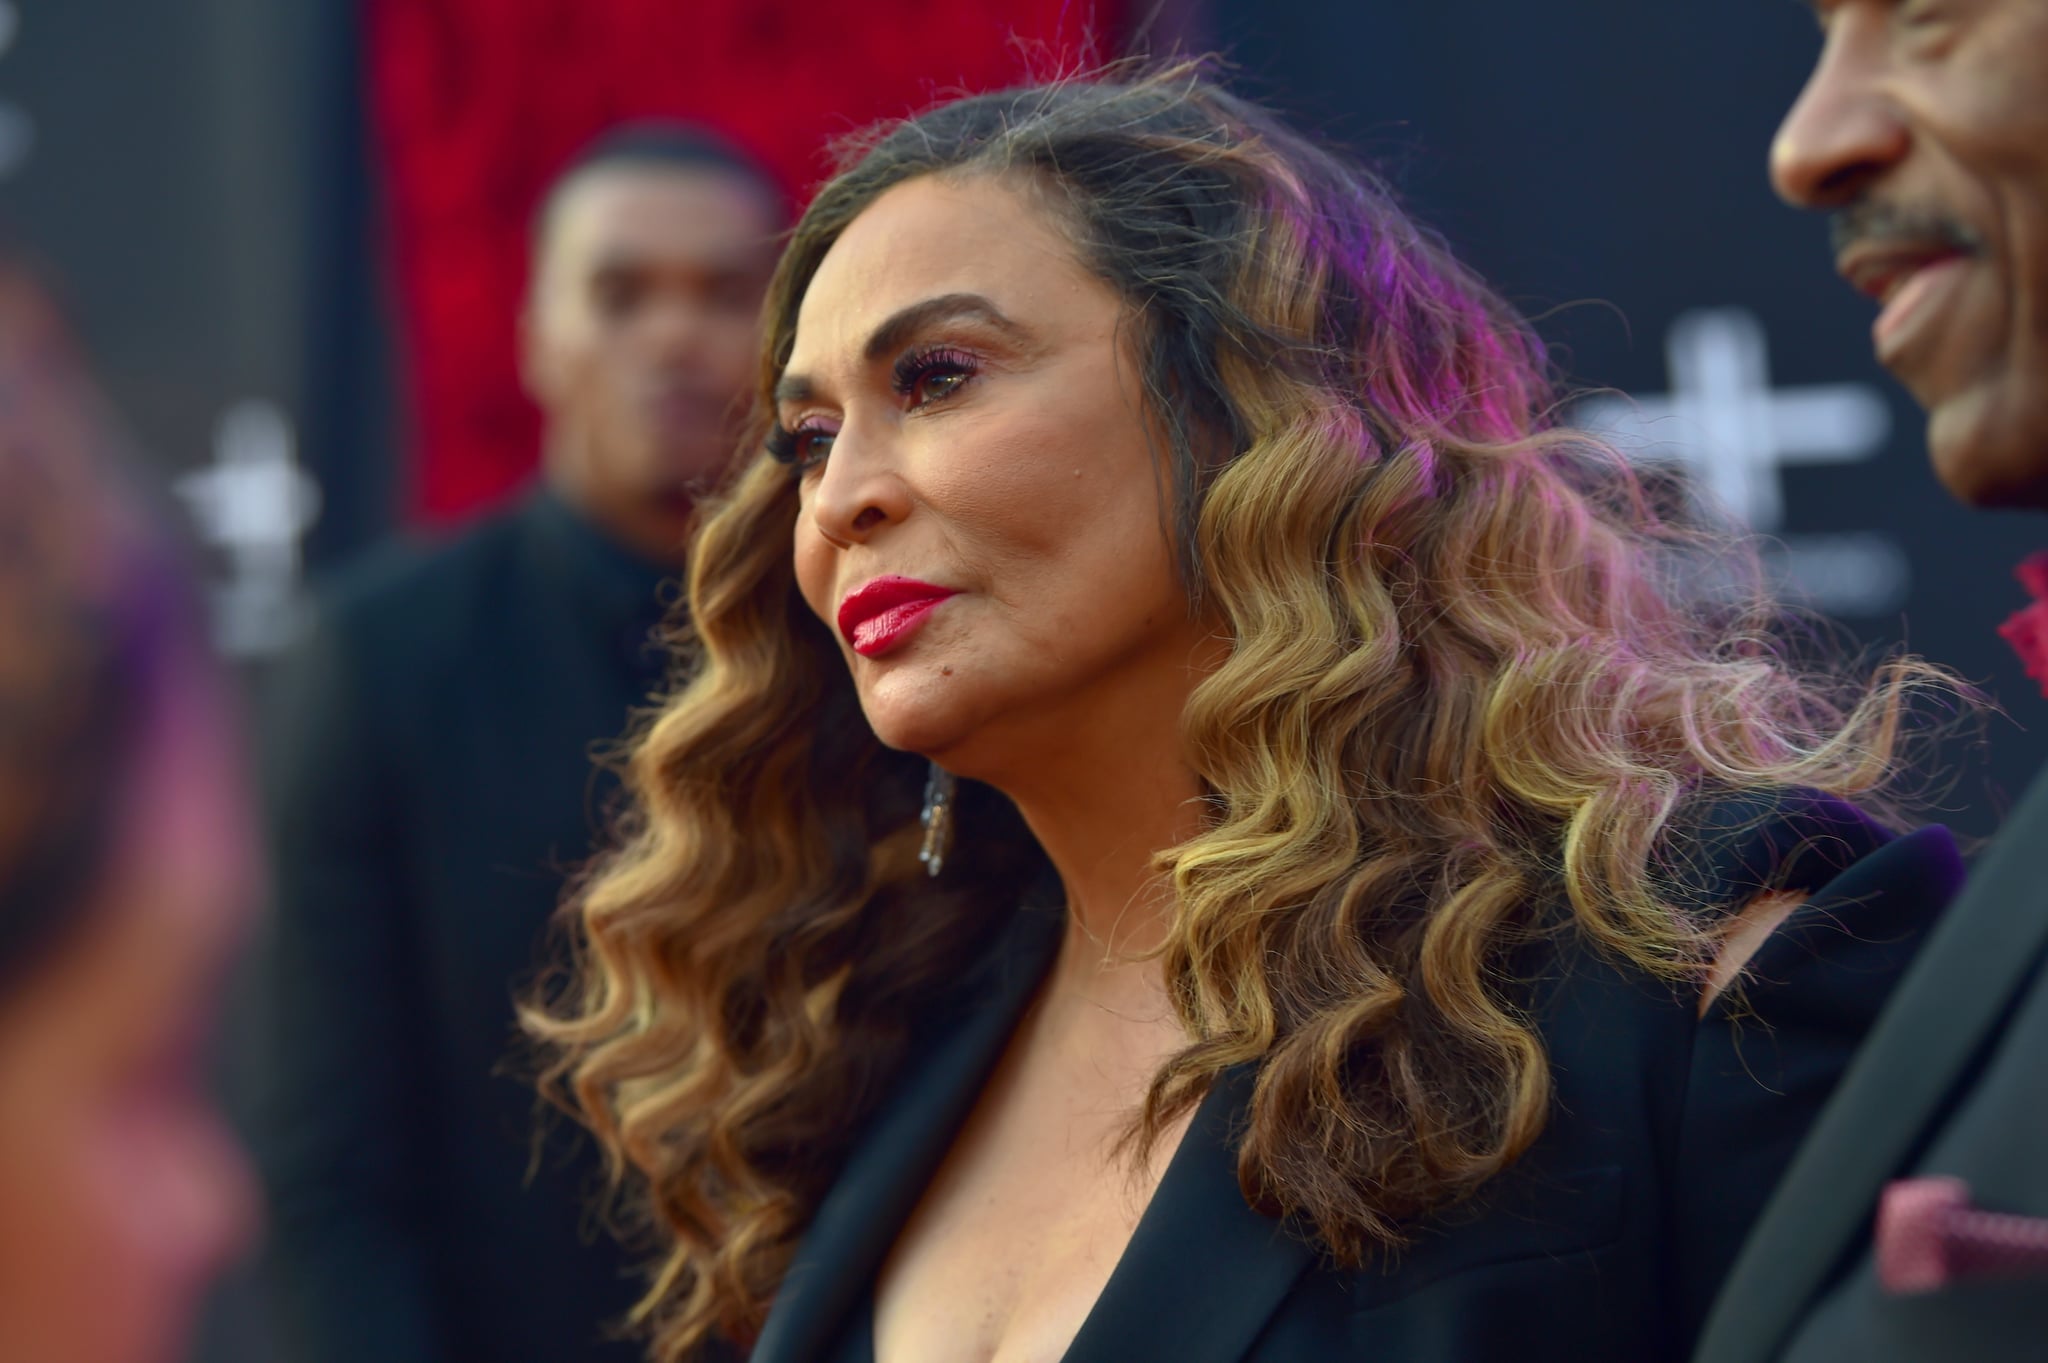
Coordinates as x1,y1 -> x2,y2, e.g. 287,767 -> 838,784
530,67 -> 1963,1363
0,267 -> 260,1363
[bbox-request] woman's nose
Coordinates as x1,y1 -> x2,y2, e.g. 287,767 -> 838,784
806,426 -> 912,547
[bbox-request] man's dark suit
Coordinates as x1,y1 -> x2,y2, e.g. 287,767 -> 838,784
1694,768 -> 2048,1362
249,490 -> 671,1363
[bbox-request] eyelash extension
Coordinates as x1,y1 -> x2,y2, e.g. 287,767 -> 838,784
891,345 -> 980,405
766,345 -> 982,469
764,421 -> 818,467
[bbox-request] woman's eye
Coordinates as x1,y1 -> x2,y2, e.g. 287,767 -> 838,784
913,368 -> 969,405
767,422 -> 836,470
794,431 -> 834,467
894,348 -> 980,409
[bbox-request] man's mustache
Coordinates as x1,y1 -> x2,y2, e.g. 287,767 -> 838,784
1830,198 -> 1985,258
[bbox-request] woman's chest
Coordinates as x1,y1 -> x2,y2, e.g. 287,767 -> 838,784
870,997 -> 1194,1363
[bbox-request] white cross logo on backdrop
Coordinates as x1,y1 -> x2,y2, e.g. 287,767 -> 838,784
175,399 -> 323,658
1576,307 -> 1910,617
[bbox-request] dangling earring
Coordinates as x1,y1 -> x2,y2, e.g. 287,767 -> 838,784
918,762 -> 957,878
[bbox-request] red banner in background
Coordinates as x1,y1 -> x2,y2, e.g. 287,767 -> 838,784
367,0 -> 1117,525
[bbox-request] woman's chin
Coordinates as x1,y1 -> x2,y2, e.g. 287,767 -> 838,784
857,699 -> 971,762
850,662 -> 978,752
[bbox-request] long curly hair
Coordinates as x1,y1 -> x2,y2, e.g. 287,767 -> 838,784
526,63 -> 1947,1359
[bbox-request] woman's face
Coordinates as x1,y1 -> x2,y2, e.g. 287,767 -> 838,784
781,174 -> 1220,785
0,643 -> 260,1363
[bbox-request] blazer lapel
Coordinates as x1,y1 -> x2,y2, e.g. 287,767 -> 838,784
1695,769 -> 2048,1363
1064,1063 -> 1317,1363
749,906 -> 1063,1363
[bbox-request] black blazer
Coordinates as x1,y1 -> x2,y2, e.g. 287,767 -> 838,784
751,801 -> 1962,1363
248,490 -> 671,1363
1694,768 -> 2048,1363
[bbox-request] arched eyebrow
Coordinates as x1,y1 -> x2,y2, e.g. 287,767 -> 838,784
773,292 -> 1026,406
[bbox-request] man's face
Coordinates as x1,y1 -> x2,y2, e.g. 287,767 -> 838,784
523,163 -> 780,535
1773,0 -> 2048,508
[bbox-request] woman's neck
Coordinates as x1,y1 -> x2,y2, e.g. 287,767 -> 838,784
1039,788 -> 1197,959
985,720 -> 1208,986
941,618 -> 1226,987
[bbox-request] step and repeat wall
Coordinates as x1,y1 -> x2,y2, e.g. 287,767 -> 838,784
365,0 -> 1113,525
0,0 -> 333,661
1211,0 -> 2047,833
1,9 -> 2038,1360
2,0 -> 2036,831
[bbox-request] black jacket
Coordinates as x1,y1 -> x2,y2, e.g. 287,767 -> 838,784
753,800 -> 1962,1363
1694,768 -> 2048,1363
249,490 -> 671,1363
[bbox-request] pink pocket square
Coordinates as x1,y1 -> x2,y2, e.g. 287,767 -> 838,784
1876,1177 -> 2048,1295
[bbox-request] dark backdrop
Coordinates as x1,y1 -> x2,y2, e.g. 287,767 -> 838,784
1,6 -> 2041,1361
1209,0 -> 2046,836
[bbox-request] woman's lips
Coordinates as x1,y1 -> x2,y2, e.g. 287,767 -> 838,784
836,576 -> 959,658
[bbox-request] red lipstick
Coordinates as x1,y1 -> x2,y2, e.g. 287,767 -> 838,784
836,576 -> 958,658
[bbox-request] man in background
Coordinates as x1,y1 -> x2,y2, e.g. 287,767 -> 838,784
251,125 -> 782,1363
1696,4 -> 2048,1360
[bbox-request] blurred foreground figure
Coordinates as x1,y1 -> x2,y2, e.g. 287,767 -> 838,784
250,126 -> 780,1363
1695,5 -> 2048,1361
0,267 -> 259,1363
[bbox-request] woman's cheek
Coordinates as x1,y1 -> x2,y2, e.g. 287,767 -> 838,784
792,522 -> 839,627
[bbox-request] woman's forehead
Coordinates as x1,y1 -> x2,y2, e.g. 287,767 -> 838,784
786,176 -> 1089,367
